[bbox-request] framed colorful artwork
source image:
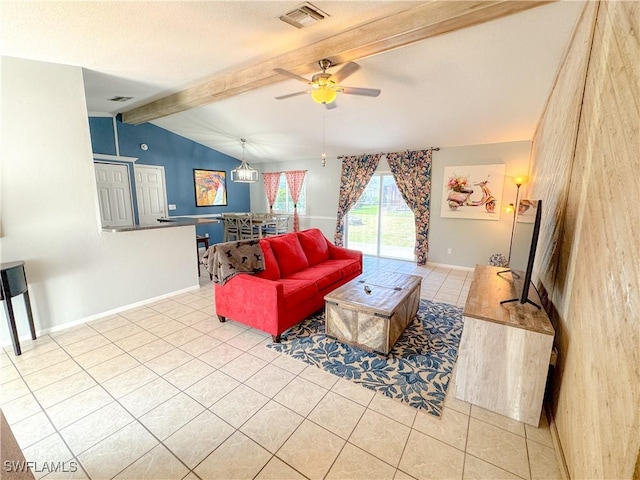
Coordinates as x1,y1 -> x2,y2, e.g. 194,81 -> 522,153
441,164 -> 506,220
193,169 -> 227,207
516,199 -> 539,223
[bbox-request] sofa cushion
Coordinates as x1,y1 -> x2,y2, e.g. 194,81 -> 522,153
269,233 -> 310,277
254,240 -> 280,280
339,259 -> 361,278
297,229 -> 330,266
276,279 -> 318,310
287,264 -> 342,291
313,259 -> 361,279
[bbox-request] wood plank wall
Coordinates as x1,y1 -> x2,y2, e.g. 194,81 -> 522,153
529,3 -> 597,300
530,1 -> 639,478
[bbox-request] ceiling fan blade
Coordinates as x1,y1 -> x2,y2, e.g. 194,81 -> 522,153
339,86 -> 381,97
326,102 -> 338,110
275,91 -> 309,100
330,62 -> 359,83
274,68 -> 311,84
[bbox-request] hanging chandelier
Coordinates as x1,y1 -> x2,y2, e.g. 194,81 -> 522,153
230,138 -> 258,183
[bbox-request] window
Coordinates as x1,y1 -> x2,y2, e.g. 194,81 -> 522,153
272,174 -> 306,214
346,173 -> 415,261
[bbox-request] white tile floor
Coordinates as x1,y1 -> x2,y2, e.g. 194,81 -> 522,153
0,256 -> 562,480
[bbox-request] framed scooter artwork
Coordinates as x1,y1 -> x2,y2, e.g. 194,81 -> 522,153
440,164 -> 505,220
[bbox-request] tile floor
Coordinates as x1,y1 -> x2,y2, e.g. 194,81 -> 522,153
0,256 -> 562,480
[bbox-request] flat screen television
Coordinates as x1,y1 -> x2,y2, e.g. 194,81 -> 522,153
498,199 -> 542,309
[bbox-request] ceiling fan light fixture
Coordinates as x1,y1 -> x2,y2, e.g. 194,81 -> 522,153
275,59 -> 379,107
231,139 -> 258,183
311,85 -> 337,105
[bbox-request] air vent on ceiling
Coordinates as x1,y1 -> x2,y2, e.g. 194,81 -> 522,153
280,2 -> 328,29
107,96 -> 133,102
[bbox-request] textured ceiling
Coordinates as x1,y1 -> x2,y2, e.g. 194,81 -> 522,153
0,1 -> 585,163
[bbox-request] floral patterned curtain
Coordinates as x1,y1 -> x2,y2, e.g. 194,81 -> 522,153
262,172 -> 281,213
386,149 -> 433,265
284,170 -> 306,231
334,154 -> 382,246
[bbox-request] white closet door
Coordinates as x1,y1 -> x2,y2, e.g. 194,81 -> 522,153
94,162 -> 134,227
135,165 -> 168,225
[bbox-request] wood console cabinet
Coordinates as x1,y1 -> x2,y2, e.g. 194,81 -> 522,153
455,265 -> 554,426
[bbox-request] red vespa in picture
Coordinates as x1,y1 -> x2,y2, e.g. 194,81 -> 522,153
447,178 -> 497,212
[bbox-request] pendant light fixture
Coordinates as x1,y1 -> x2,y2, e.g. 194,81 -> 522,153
231,138 -> 258,183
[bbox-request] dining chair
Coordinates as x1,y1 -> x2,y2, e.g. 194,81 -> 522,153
263,216 -> 289,237
237,216 -> 261,240
223,216 -> 240,242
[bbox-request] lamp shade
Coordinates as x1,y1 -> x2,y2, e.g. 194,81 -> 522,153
514,176 -> 528,186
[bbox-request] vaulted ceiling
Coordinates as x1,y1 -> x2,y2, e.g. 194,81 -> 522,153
0,1 -> 585,164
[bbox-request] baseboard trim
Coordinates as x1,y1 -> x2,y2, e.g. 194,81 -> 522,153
546,403 -> 571,480
76,284 -> 202,324
361,255 -> 474,272
425,261 -> 475,272
1,284 -> 201,348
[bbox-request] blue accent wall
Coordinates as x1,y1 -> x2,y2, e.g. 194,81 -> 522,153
88,117 -> 249,244
88,117 -> 117,155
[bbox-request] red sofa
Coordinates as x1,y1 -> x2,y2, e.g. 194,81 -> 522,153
214,228 -> 362,342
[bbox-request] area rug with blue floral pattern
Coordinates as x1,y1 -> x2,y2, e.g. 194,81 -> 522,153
267,299 -> 463,418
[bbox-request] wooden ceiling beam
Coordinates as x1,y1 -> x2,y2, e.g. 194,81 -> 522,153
121,1 -> 553,125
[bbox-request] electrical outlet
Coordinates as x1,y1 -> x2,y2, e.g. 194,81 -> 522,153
168,204 -> 176,210
447,248 -> 452,255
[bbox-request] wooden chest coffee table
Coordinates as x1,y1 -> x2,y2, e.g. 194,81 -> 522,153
324,271 -> 422,355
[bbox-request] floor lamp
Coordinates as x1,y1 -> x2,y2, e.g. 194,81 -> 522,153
499,176 -> 526,277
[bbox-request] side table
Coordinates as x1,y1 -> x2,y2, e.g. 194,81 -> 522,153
196,235 -> 209,275
1,261 -> 37,356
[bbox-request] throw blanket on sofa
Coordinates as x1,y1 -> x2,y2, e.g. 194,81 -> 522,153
203,240 -> 264,285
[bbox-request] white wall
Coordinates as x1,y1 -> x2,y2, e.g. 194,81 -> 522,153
0,57 -> 199,345
251,140 -> 531,268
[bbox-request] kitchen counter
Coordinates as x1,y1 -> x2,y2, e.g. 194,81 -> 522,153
103,216 -> 220,233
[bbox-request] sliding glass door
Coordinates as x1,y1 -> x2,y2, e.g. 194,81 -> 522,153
346,174 -> 415,261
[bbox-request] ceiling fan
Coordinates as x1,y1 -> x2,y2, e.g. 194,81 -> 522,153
274,59 -> 381,109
